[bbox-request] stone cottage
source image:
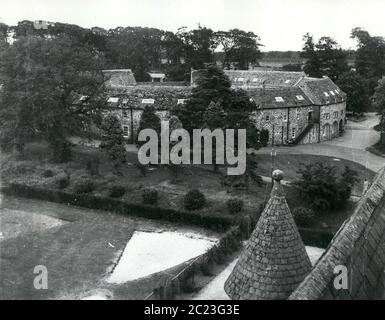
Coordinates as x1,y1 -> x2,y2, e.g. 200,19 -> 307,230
102,69 -> 346,145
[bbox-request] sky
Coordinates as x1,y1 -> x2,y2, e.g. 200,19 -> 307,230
1,0 -> 385,51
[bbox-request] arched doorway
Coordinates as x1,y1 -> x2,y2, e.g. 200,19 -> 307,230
322,123 -> 331,140
332,121 -> 339,138
339,119 -> 344,136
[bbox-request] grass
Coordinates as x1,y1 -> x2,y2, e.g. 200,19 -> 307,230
0,195 -> 219,300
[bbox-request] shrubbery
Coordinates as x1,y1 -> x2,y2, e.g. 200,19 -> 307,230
183,189 -> 206,211
294,163 -> 359,212
226,198 -> 244,214
74,179 -> 95,194
292,207 -> 315,227
55,175 -> 70,189
259,129 -> 269,147
109,185 -> 125,198
142,188 -> 158,205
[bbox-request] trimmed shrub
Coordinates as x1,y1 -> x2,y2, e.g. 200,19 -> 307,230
226,198 -> 244,214
74,179 -> 95,194
109,185 -> 125,198
55,175 -> 70,189
42,169 -> 55,178
142,188 -> 158,205
183,189 -> 206,211
293,207 -> 315,227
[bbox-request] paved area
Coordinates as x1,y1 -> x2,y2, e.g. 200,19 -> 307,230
257,113 -> 384,173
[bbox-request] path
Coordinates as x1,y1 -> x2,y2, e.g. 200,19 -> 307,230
256,113 -> 383,173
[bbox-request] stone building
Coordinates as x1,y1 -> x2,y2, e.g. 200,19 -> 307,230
224,170 -> 312,300
102,69 -> 346,145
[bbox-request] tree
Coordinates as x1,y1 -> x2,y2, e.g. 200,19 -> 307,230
168,115 -> 184,180
100,114 -> 127,174
301,34 -> 348,81
337,71 -> 370,115
294,162 -> 358,213
371,77 -> 385,145
215,29 -> 262,69
0,33 -> 107,161
137,105 -> 161,147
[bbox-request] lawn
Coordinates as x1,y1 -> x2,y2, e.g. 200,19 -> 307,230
0,195 -> 220,300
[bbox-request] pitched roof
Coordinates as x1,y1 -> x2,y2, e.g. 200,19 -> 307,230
224,170 -> 312,300
224,70 -> 305,88
103,69 -> 137,89
297,77 -> 346,105
106,85 -> 191,110
247,87 -> 312,109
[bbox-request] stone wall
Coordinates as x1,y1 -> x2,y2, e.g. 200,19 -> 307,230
289,166 -> 385,300
320,102 -> 346,142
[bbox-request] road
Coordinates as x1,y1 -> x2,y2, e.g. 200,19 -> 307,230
256,113 -> 384,173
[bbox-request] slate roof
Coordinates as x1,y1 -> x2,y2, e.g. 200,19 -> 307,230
224,70 -> 305,88
106,85 -> 191,110
224,170 -> 312,300
247,87 -> 312,109
298,77 -> 346,105
103,69 -> 137,89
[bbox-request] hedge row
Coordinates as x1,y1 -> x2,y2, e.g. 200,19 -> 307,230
2,183 -> 233,232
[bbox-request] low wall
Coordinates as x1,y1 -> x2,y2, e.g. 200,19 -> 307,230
290,166 -> 385,300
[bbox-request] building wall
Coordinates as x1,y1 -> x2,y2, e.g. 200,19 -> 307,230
320,102 -> 346,142
289,167 -> 385,300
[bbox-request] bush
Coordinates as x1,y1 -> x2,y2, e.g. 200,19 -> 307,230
293,207 -> 315,227
259,129 -> 269,147
226,198 -> 244,214
42,169 -> 55,178
142,188 -> 158,205
184,189 -> 206,211
74,179 -> 95,194
109,185 -> 125,198
55,175 -> 70,189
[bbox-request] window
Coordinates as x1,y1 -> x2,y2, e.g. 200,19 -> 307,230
334,111 -> 338,118
252,78 -> 259,82
283,114 -> 287,121
291,127 -> 296,138
265,114 -> 270,121
108,97 -> 119,103
275,97 -> 284,102
123,110 -> 128,118
142,98 -> 155,104
123,126 -> 129,137
237,77 -> 244,82
341,110 -> 344,116
324,113 -> 330,120
285,79 -> 291,84
296,95 -> 304,101
177,99 -> 186,105
330,91 -> 335,96
324,92 -> 329,97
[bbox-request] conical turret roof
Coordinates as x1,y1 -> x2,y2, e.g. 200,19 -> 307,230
224,170 -> 312,300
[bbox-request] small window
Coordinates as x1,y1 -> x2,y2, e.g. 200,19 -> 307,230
296,95 -> 304,101
265,114 -> 270,121
122,98 -> 128,105
177,99 -> 186,105
108,97 -> 119,103
237,77 -> 244,82
122,110 -> 128,118
142,98 -> 155,104
330,91 -> 335,96
324,92 -> 329,97
252,78 -> 259,82
123,126 -> 129,137
291,127 -> 296,138
283,114 -> 287,121
275,97 -> 284,102
285,80 -> 291,84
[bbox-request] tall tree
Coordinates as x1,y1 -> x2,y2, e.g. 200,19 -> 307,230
0,33 -> 107,160
301,34 -> 348,81
216,29 -> 262,69
100,114 -> 127,174
371,77 -> 385,145
137,105 -> 161,147
337,71 -> 369,114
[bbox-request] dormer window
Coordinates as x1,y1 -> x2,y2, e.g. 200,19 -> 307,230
275,97 -> 284,102
296,95 -> 304,101
142,98 -> 155,104
252,78 -> 259,82
324,92 -> 329,97
237,77 -> 244,82
330,91 -> 335,96
285,80 -> 291,84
